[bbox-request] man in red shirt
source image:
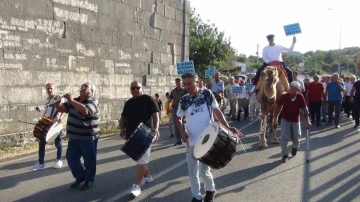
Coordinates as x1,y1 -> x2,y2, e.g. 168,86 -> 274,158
306,75 -> 324,127
267,81 -> 311,163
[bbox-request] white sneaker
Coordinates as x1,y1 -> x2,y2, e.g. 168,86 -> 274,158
29,162 -> 45,172
130,184 -> 141,197
53,160 -> 62,169
141,175 -> 153,185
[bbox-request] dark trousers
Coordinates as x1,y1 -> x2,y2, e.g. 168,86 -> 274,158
253,62 -> 294,86
309,101 -> 322,124
328,101 -> 341,126
39,134 -> 62,164
66,138 -> 98,183
344,96 -> 353,116
352,99 -> 360,125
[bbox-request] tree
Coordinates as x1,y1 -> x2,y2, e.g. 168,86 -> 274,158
189,9 -> 233,78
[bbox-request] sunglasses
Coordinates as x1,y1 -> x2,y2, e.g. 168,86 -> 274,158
130,86 -> 141,90
181,72 -> 196,79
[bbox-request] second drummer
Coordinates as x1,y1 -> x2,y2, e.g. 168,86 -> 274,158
176,72 -> 243,202
119,81 -> 160,198
30,83 -> 64,172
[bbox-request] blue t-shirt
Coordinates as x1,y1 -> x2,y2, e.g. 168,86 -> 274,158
326,82 -> 343,101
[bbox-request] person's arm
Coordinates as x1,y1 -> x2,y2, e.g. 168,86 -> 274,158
151,113 -> 159,130
175,101 -> 189,141
281,36 -> 296,53
323,89 -> 328,102
55,101 -> 67,113
350,86 -> 356,102
301,95 -> 311,126
338,82 -> 346,93
58,112 -> 65,123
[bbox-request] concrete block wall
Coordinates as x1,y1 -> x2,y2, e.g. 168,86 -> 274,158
0,0 -> 190,147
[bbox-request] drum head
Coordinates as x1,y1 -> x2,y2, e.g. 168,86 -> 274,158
46,123 -> 63,143
194,122 -> 220,159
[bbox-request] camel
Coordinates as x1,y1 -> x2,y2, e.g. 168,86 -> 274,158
256,66 -> 288,149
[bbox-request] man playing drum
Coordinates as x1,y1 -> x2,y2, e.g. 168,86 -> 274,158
29,83 -> 64,172
176,72 -> 243,202
55,82 -> 100,191
253,34 -> 296,88
119,81 -> 160,198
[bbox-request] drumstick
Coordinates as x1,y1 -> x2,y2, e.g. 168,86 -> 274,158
18,120 -> 37,125
237,137 -> 246,153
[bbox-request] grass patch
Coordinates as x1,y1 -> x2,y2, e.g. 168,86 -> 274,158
100,124 -> 120,135
0,140 -> 69,160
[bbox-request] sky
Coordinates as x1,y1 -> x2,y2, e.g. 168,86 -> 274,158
190,0 -> 359,57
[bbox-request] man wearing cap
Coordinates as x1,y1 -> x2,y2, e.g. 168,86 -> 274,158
253,34 -> 296,88
306,75 -> 324,126
267,81 -> 311,163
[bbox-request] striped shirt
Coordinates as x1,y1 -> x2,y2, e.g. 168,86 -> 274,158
64,96 -> 100,140
44,96 -> 61,121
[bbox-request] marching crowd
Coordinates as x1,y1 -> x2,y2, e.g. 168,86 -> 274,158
156,71 -> 360,147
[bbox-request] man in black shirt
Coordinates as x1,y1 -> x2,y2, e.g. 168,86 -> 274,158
350,80 -> 360,128
119,81 -> 160,198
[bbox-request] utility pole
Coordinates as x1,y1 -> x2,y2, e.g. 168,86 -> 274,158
315,52 -> 318,74
256,44 -> 259,64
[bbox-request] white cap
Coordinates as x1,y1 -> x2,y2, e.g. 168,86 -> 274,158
290,81 -> 301,90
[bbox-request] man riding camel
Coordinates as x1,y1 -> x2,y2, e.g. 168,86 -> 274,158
253,34 -> 296,88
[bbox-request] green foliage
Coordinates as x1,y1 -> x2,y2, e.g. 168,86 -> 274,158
283,47 -> 359,76
189,9 -> 233,78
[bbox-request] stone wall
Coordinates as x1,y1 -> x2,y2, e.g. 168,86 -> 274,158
0,0 -> 190,147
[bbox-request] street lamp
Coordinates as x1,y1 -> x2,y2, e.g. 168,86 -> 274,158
328,8 -> 342,75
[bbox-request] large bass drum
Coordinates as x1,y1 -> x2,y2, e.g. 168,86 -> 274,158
121,123 -> 155,162
33,117 -> 63,143
194,122 -> 237,169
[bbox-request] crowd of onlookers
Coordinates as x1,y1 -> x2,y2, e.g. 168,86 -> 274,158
152,71 -> 360,145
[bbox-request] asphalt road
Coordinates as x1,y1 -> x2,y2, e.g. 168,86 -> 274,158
0,111 -> 359,202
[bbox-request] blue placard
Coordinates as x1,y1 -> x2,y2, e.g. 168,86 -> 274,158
205,67 -> 216,78
245,83 -> 253,91
232,86 -> 242,94
176,60 -> 195,75
283,23 -> 302,36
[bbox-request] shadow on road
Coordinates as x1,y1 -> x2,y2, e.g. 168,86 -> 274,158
301,117 -> 360,202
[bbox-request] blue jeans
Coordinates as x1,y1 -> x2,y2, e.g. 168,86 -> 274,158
172,107 -> 182,143
321,103 -> 327,121
38,133 -> 62,164
66,138 -> 98,183
328,101 -> 341,126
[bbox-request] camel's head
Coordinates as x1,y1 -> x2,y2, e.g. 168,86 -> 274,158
262,66 -> 279,83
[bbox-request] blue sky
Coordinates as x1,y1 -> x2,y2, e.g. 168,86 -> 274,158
190,0 -> 359,57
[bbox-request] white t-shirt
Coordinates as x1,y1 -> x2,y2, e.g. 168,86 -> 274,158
294,79 -> 305,93
262,44 -> 295,63
345,82 -> 354,96
238,85 -> 249,99
177,88 -> 218,146
43,95 -> 62,121
209,79 -> 224,93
